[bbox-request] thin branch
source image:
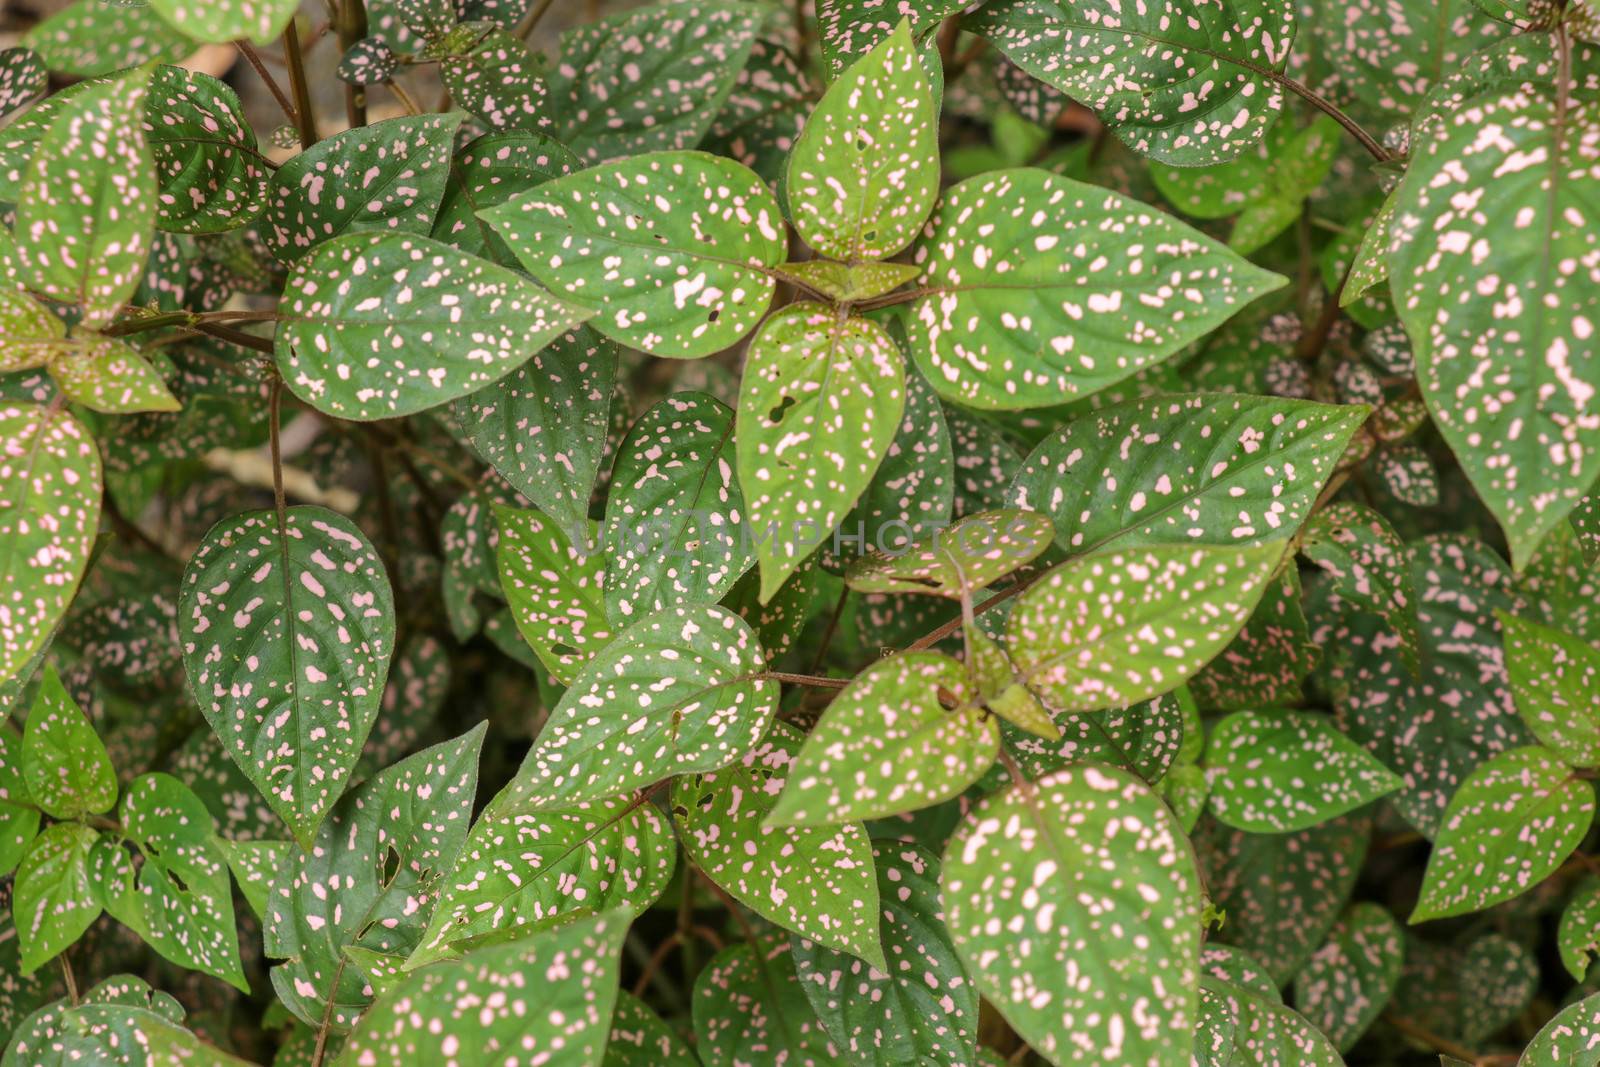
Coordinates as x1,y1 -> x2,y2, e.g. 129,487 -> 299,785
237,40 -> 299,127
906,570 -> 1048,652
761,671 -> 849,690
190,321 -> 276,354
1273,73 -> 1391,164
515,0 -> 559,40
792,0 -> 810,69
269,374 -> 288,523
337,0 -> 370,128
807,585 -> 849,673
59,953 -> 79,1007
282,19 -> 320,148
1383,1012 -> 1481,1064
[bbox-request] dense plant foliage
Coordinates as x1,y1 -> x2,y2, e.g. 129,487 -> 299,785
1,0 -> 1600,1063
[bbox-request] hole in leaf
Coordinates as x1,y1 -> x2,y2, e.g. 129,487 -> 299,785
767,394 -> 796,424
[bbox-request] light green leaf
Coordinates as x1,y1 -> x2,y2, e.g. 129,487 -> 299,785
787,21 -> 938,261
738,304 -> 905,600
1010,394 -> 1367,557
773,260 -> 920,303
20,666 -> 115,819
844,509 -> 1054,599
1293,903 -> 1403,1053
148,0 -> 298,43
1205,711 -> 1401,833
14,68 -> 156,324
675,721 -> 884,968
178,505 -> 396,846
484,150 -> 785,358
217,838 -> 289,920
1006,539 -> 1284,713
943,764 -> 1202,1065
23,2 -> 190,77
602,392 -> 752,622
50,336 -> 180,415
605,991 -> 700,1067
907,171 -> 1288,409
117,773 -> 246,991
1390,80 -> 1600,566
514,603 -> 775,805
550,1 -> 765,163
339,908 -> 628,1065
410,792 -> 675,969
693,931 -> 845,1067
266,113 -> 462,263
0,727 -> 38,877
454,326 -> 616,536
432,130 -> 580,265
267,727 -> 484,1033
1500,612 -> 1600,768
494,504 -> 612,683
969,0 -> 1295,165
792,842 -> 978,1066
769,652 -> 997,827
1301,501 -> 1421,676
1413,744 -> 1594,921
1194,811 -> 1370,986
1519,990 -> 1600,1065
0,286 -> 65,373
14,822 -> 101,974
1561,876 -> 1600,980
277,232 -> 592,420
0,402 -> 100,684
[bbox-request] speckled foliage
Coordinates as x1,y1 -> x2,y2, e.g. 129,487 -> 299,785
5,0 -> 1600,1062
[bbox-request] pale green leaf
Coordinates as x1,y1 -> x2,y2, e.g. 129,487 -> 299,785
1500,612 -> 1600,768
675,721 -> 884,968
844,509 -> 1054,599
1010,394 -> 1366,557
513,603 -> 775,805
0,727 -> 39,877
1005,540 -> 1285,712
13,68 -> 156,324
23,2 -> 190,77
410,792 -> 675,968
494,504 -> 611,683
787,21 -> 938,261
338,908 -> 628,1065
14,822 -> 101,975
769,651 -> 998,826
178,505 -> 396,846
773,260 -> 920,303
908,171 -> 1288,409
21,665 -> 115,819
483,150 -> 785,358
0,286 -> 65,373
1413,744 -> 1594,921
944,764 -> 1202,1065
117,773 -> 246,991
737,304 -> 905,600
1519,990 -> 1600,1065
1205,711 -> 1401,833
1560,876 -> 1600,980
1390,79 -> 1600,566
217,838 -> 289,920
50,336 -> 180,415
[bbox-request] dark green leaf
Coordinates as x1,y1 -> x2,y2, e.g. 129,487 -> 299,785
1292,904 -> 1403,1053
693,931 -> 845,1067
